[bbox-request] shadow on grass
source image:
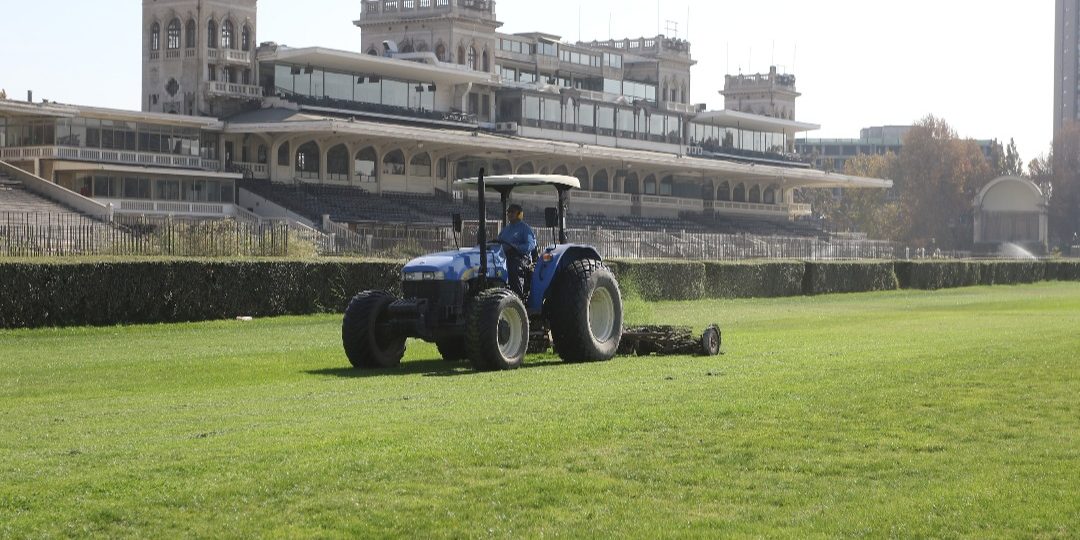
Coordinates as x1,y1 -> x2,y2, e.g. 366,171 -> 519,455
307,357 -> 567,378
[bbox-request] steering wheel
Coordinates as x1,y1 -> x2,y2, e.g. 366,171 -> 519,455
489,239 -> 520,257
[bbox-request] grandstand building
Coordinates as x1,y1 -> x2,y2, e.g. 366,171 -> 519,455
1,0 -> 891,238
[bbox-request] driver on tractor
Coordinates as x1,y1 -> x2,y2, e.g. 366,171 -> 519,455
498,203 -> 536,299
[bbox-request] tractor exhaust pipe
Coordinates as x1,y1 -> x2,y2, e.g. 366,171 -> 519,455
477,168 -> 487,287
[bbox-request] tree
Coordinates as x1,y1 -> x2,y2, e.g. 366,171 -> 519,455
839,153 -> 903,240
1002,138 -> 1024,178
894,115 -> 995,249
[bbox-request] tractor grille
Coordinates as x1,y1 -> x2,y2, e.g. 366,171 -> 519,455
402,280 -> 469,324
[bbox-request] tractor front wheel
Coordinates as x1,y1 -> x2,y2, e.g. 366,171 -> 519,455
342,290 -> 406,369
548,259 -> 623,362
466,288 -> 529,371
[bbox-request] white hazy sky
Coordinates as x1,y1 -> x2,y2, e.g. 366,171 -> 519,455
0,1 -> 1053,162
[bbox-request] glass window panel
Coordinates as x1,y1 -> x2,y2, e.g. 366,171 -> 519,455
542,98 -> 560,123
325,71 -> 353,100
524,95 -> 540,120
579,103 -> 595,127
274,64 -> 294,93
355,77 -> 381,103
597,106 -> 614,129
310,70 -> 325,97
382,79 -> 408,108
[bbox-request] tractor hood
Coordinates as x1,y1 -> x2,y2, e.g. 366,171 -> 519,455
402,246 -> 507,281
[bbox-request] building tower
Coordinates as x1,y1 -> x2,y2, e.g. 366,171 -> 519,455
721,66 -> 799,121
1056,0 -> 1080,135
142,0 -> 260,117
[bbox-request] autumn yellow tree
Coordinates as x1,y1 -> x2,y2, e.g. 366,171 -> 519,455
894,116 -> 995,249
839,153 -> 902,240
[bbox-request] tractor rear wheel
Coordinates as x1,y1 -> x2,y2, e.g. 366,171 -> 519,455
466,288 -> 529,371
548,258 -> 623,362
342,290 -> 406,369
436,338 -> 467,362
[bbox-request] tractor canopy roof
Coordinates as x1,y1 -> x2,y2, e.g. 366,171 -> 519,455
453,174 -> 580,194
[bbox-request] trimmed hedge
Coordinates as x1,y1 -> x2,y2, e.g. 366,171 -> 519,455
0,259 -> 401,329
896,261 -> 1049,290
2,258 -> 1080,329
607,260 -> 706,301
802,262 -> 898,296
703,261 -> 805,298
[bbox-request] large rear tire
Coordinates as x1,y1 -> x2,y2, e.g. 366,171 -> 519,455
342,290 -> 406,369
466,288 -> 529,371
548,259 -> 623,362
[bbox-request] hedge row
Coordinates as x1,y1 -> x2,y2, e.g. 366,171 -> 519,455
1,259 -> 1079,328
0,259 -> 401,329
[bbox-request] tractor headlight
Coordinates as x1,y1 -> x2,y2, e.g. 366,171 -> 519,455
403,271 -> 445,281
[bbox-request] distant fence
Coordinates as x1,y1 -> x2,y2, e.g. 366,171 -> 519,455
321,220 -> 897,260
0,212 -> 897,260
0,212 -> 296,257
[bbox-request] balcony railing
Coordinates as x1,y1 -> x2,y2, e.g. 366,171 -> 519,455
0,146 -> 221,171
206,49 -> 253,63
206,81 -> 264,99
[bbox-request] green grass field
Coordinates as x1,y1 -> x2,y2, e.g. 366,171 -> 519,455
2,283 -> 1078,537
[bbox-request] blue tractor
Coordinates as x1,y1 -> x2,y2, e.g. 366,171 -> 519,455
342,171 -> 624,371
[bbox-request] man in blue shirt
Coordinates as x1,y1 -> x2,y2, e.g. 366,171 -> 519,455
497,203 -> 536,298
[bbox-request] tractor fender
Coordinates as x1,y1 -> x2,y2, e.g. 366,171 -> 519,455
527,244 -> 602,313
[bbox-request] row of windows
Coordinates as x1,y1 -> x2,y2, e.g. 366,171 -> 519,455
512,95 -> 683,142
690,123 -> 789,155
273,64 -> 436,111
60,174 -> 233,203
0,117 -> 213,159
149,18 -> 251,52
559,49 -> 602,68
273,143 -> 447,181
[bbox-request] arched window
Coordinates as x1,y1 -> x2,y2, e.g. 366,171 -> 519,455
624,172 -> 639,194
241,25 -> 251,51
207,19 -> 217,49
167,19 -> 181,50
553,165 -> 569,175
400,40 -> 415,53
482,49 -> 490,72
643,175 -> 657,195
150,22 -> 161,51
435,43 -> 446,62
354,147 -> 377,182
366,47 -> 379,56
409,153 -> 432,177
748,185 -> 761,204
733,183 -> 746,202
763,185 -> 778,204
277,141 -> 290,166
659,176 -> 673,196
563,97 -> 576,126
416,41 -> 429,53
457,46 -> 466,65
468,46 -> 478,70
592,170 -> 609,192
382,149 -> 406,175
221,20 -> 234,49
516,162 -> 534,175
327,144 -> 349,181
574,167 -> 590,191
716,181 -> 731,201
257,145 -> 268,164
491,159 -> 512,175
295,141 -> 320,178
185,19 -> 196,48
